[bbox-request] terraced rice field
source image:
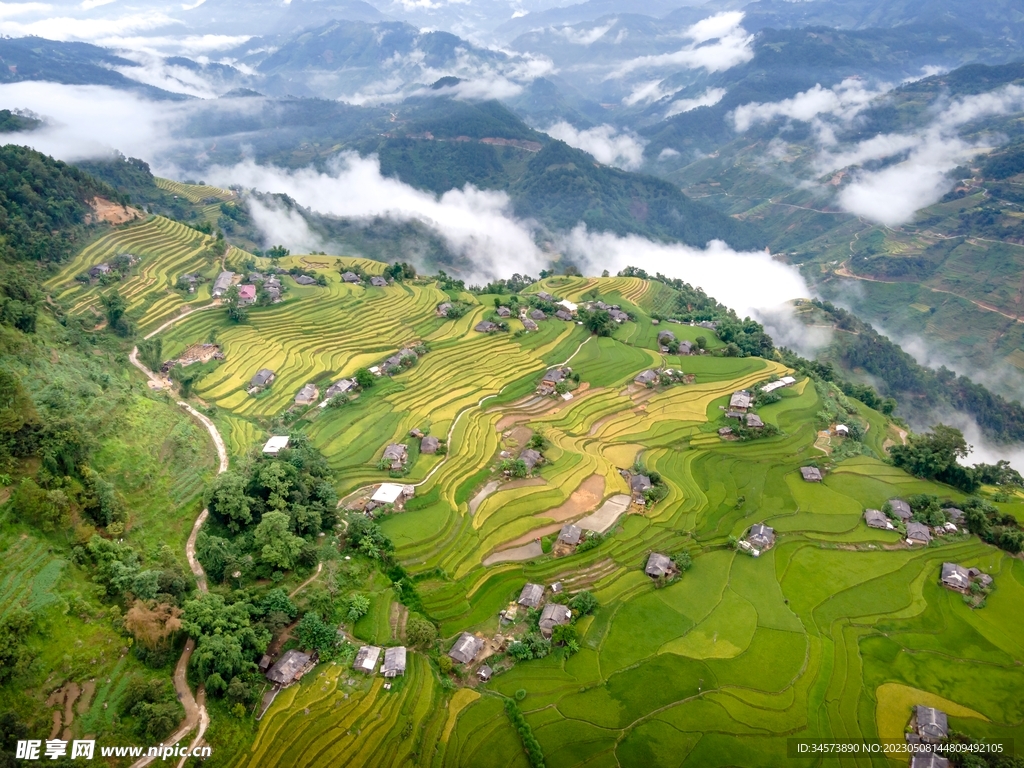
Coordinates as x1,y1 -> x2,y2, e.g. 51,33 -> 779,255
154,177 -> 235,203
52,226 -> 1022,766
46,216 -> 229,333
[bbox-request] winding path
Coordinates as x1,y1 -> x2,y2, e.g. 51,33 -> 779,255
128,352 -> 227,768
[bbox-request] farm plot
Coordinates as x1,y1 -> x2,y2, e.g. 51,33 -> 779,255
154,177 -> 235,203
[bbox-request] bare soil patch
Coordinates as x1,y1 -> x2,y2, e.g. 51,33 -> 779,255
577,494 -> 632,534
482,541 -> 543,566
539,475 -> 605,523
87,197 -> 143,225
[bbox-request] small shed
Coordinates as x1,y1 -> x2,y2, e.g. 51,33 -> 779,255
906,522 -> 932,544
800,466 -> 823,482
645,552 -> 672,578
518,583 -> 544,609
863,509 -> 892,530
421,435 -> 440,454
262,435 -> 290,454
353,645 -> 382,674
382,646 -> 406,678
557,523 -> 582,547
538,604 -> 572,637
477,665 -> 493,682
258,654 -> 272,672
266,650 -> 313,686
888,499 -> 913,521
371,483 -> 405,505
448,633 -> 483,665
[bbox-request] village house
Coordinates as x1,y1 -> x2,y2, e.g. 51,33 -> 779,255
448,633 -> 484,665
729,390 -> 752,412
475,320 -> 500,333
645,552 -> 674,579
322,378 -> 356,402
536,291 -> 557,302
523,318 -> 539,331
342,271 -> 362,283
410,428 -> 424,439
557,299 -> 578,313
89,263 -> 112,278
910,755 -> 949,768
538,604 -> 572,638
554,310 -> 573,321
294,383 -> 319,406
835,424 -> 850,437
677,340 -> 694,355
538,367 -> 567,394
477,665 -> 493,682
609,309 -> 629,323
353,645 -> 382,674
940,562 -> 993,592
266,286 -> 282,303
266,650 -> 316,687
383,348 -> 417,371
370,276 -> 388,287
549,582 -> 563,595
760,376 -> 797,395
557,523 -> 582,549
497,306 -> 511,317
237,284 -> 256,305
530,308 -> 546,321
519,448 -> 542,473
863,509 -> 893,530
657,330 -> 676,352
294,274 -> 317,286
437,302 -> 453,316
262,436 -> 290,455
906,522 -> 932,545
909,705 -> 948,744
249,368 -> 276,391
179,273 -> 199,292
421,435 -> 440,454
745,413 -> 764,429
718,427 -> 734,437
248,272 -> 264,282
800,466 -> 823,482
518,583 -> 544,609
212,270 -> 235,297
943,507 -> 965,526
381,443 -> 408,470
888,499 -> 913,522
746,523 -> 776,552
382,647 -> 406,678
630,474 -> 652,503
634,369 -> 658,386
369,482 -> 412,509
265,276 -> 282,289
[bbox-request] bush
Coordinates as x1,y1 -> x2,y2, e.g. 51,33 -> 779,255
514,689 -> 526,701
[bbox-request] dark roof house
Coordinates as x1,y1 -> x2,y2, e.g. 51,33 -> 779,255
746,523 -> 775,551
382,646 -> 406,678
745,413 -> 764,429
530,309 -> 546,320
800,466 -> 823,482
475,320 -> 499,333
889,499 -> 912,521
634,370 -> 658,385
477,665 -> 493,682
518,583 -> 544,608
557,523 -> 582,547
342,271 -> 361,283
538,604 -> 572,637
421,435 -> 440,454
729,391 -> 752,410
497,306 -> 511,317
266,650 -> 314,686
536,292 -> 556,302
294,274 -> 317,286
906,522 -> 932,544
370,276 -> 388,287
250,368 -> 275,388
294,383 -> 318,405
645,552 -> 673,578
630,474 -> 652,495
382,443 -> 408,469
448,633 -> 484,664
914,705 -> 948,743
941,562 -> 970,590
520,449 -> 542,472
555,310 -> 573,321
212,270 -> 234,297
523,318 -> 538,331
325,379 -> 356,398
863,509 -> 892,529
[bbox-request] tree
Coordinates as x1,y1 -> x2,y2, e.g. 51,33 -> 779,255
405,616 -> 438,647
137,337 -> 163,371
267,245 -> 290,259
569,591 -> 598,616
674,551 -> 693,572
253,511 -> 304,570
125,601 -> 182,650
355,368 -> 378,390
258,589 -> 297,621
344,593 -> 370,624
205,472 -> 252,532
890,424 -> 979,492
297,611 -> 336,654
101,289 -> 130,335
0,608 -> 34,683
582,310 -> 615,337
224,286 -> 248,323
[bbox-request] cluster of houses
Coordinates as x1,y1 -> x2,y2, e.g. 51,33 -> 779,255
940,562 -> 993,592
720,389 -> 765,434
738,523 -> 776,556
246,271 -> 285,302
906,705 -> 951,767
159,342 -> 224,373
585,299 -> 629,324
862,499 -> 966,545
352,644 -> 407,681
537,366 -> 573,397
656,330 -> 695,355
633,368 -> 685,388
410,428 -> 441,454
210,269 -> 290,303
86,253 -> 139,282
341,271 -> 389,287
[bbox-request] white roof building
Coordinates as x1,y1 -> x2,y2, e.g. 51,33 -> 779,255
353,645 -> 382,674
262,436 -> 290,454
371,483 -> 405,504
557,299 -> 578,313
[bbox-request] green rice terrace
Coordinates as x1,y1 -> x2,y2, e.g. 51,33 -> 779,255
41,195 -> 1024,768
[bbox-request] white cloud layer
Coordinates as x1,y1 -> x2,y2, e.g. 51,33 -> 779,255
732,78 -> 888,133
613,12 -> 753,77
543,122 -> 646,170
666,87 -> 726,117
556,21 -> 614,45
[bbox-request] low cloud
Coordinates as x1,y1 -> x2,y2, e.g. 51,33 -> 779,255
732,79 -> 888,133
666,87 -> 726,117
622,79 -> 672,107
0,2 -> 51,18
613,12 -> 753,77
555,22 -> 614,46
543,122 -> 646,170
561,226 -> 810,320
0,10 -> 177,42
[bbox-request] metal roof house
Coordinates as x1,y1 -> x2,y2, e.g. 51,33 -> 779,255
729,390 -> 752,411
863,509 -> 893,529
538,604 -> 572,638
519,449 -> 542,472
634,370 -> 658,385
266,650 -> 314,686
421,435 -> 440,454
518,583 -> 544,609
477,665 -> 493,682
371,483 -> 405,505
906,522 -> 932,545
800,466 -> 823,482
382,443 -> 408,469
341,271 -> 361,283
370,276 -> 388,287
914,705 -> 948,743
889,499 -> 913,521
645,552 -> 673,578
212,270 -> 234,297
941,562 -> 970,590
746,523 -> 776,551
448,633 -> 483,665
354,645 -> 382,674
294,383 -> 319,405
558,523 -> 582,547
382,646 -> 406,678
250,368 -> 276,388
262,436 -> 290,454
